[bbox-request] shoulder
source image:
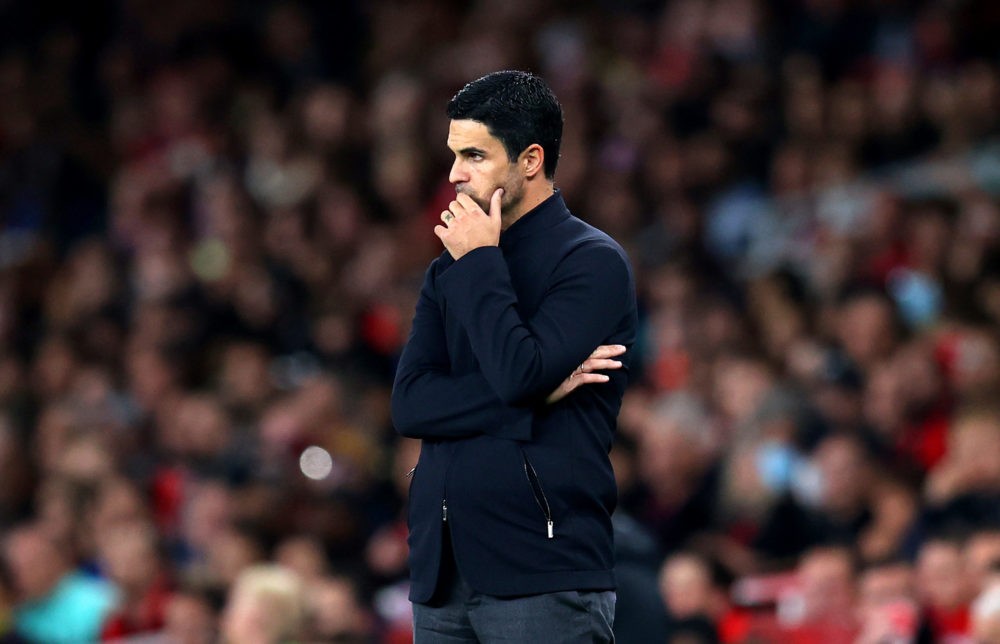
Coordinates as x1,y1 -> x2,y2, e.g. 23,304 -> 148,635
560,216 -> 633,272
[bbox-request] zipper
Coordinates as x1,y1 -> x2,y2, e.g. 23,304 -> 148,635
522,453 -> 554,539
442,498 -> 448,522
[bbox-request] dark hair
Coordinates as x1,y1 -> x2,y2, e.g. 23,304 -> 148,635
447,70 -> 563,179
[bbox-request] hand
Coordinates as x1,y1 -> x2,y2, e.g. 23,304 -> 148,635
547,345 -> 626,404
434,189 -> 503,260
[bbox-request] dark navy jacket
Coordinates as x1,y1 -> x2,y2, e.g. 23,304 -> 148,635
391,191 -> 638,602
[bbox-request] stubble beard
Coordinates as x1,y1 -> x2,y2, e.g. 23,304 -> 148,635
469,178 -> 524,226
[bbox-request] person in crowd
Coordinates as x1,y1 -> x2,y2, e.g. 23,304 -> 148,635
219,565 -> 306,644
97,519 -> 172,640
915,537 -> 974,641
2,523 -> 117,643
659,552 -> 725,643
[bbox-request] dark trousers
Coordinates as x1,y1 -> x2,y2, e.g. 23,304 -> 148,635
412,531 -> 615,643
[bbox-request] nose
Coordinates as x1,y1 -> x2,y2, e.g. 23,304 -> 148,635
449,157 -> 467,185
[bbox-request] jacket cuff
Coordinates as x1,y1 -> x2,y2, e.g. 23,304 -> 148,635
436,246 -> 504,293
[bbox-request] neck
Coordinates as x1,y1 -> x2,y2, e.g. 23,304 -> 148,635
501,181 -> 555,231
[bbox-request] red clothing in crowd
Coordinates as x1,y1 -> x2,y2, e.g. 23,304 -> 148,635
99,574 -> 172,641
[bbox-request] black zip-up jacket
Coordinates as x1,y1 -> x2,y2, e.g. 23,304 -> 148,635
391,191 -> 638,601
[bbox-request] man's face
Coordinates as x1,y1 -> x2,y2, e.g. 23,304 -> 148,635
447,119 -> 524,216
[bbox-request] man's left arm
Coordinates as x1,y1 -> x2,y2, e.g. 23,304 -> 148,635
435,242 -> 633,406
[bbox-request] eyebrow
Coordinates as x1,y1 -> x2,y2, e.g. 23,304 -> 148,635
458,147 -> 487,156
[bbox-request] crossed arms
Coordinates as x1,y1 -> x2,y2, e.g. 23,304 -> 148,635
391,244 -> 630,441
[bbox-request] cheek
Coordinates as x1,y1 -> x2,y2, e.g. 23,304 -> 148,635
506,166 -> 525,189
475,162 -> 502,184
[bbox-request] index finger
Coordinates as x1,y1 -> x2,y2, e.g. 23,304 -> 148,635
590,344 -> 626,359
455,192 -> 485,214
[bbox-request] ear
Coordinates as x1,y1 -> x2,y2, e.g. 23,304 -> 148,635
519,144 -> 545,179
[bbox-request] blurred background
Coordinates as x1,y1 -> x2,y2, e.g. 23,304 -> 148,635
1,0 -> 1000,642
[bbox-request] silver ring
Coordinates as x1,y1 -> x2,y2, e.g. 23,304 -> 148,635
444,212 -> 454,222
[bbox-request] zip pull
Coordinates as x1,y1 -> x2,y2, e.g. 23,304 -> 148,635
405,466 -> 416,478
522,454 -> 554,540
442,499 -> 448,522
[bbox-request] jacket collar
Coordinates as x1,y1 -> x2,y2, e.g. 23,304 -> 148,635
500,189 -> 569,247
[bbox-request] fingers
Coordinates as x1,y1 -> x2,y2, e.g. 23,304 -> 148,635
568,354 -> 623,382
568,346 -> 627,377
581,357 -> 623,372
589,344 -> 626,359
553,348 -> 622,404
571,372 -> 610,384
442,199 -> 468,226
453,194 -> 479,215
489,188 -> 504,219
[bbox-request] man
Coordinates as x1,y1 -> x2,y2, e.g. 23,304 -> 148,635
392,70 -> 637,642
3,522 -> 117,643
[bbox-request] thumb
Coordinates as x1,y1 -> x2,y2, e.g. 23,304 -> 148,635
489,188 -> 504,221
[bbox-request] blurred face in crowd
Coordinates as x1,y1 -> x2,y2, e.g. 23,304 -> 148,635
447,119 -> 526,218
863,360 -> 905,435
659,553 -> 715,619
99,520 -> 159,593
274,535 -> 329,585
857,561 -> 915,621
220,566 -> 304,644
950,413 -> 1000,486
172,394 -> 232,459
814,434 -> 871,517
207,529 -> 264,587
2,526 -> 67,602
221,593 -> 274,644
309,575 -> 372,640
638,418 -> 710,496
92,478 -> 147,529
31,336 -> 77,399
951,329 -> 1000,398
837,294 -> 895,369
163,593 -> 216,644
219,342 -> 273,409
712,355 -> 773,425
182,481 -> 234,555
797,547 -> 856,622
917,540 -> 972,610
965,530 -> 1000,592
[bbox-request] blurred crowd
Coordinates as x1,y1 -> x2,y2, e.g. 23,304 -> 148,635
2,0 -> 1000,642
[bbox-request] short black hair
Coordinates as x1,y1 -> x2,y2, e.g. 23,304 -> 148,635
447,70 -> 563,179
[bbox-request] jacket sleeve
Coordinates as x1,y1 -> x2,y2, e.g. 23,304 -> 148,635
391,259 -> 533,441
436,242 -> 633,407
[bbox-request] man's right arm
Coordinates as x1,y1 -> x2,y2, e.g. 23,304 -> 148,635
391,260 -> 532,441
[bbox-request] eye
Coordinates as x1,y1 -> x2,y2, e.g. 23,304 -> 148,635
468,152 -> 484,161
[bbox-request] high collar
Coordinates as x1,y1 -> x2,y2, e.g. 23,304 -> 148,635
499,189 -> 569,247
